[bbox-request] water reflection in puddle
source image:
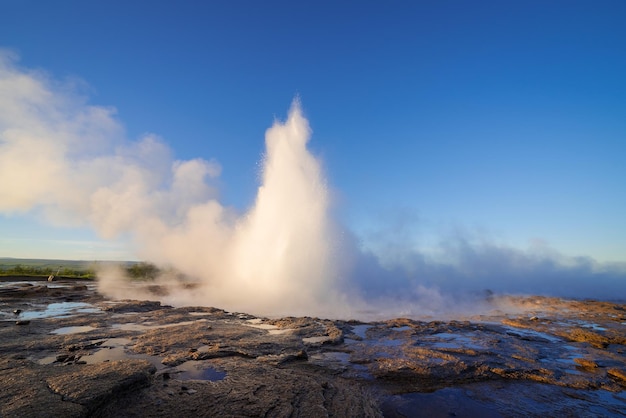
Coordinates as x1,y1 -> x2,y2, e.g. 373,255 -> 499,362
244,319 -> 293,335
349,325 -> 372,340
303,336 -> 333,344
38,354 -> 63,365
427,332 -> 487,351
112,319 -> 208,332
78,338 -> 132,364
539,345 -> 587,375
0,281 -> 40,289
391,326 -> 412,332
381,387 -> 502,418
174,361 -> 226,381
51,325 -> 96,335
0,281 -> 94,290
37,337 -> 165,368
82,338 -> 164,369
377,339 -> 404,348
308,351 -> 372,379
14,302 -> 100,320
502,327 -> 562,343
582,323 -> 607,332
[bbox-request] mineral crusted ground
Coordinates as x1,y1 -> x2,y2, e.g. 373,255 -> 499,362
1,277 -> 625,417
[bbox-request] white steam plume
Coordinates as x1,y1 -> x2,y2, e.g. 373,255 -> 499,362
124,100 -> 350,317
0,52 -> 351,317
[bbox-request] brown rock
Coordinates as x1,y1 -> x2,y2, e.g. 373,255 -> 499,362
46,360 -> 155,411
574,358 -> 598,369
608,368 -> 626,384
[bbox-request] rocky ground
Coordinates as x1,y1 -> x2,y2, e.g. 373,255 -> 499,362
1,277 -> 625,417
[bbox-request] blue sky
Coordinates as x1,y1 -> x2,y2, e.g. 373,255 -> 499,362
1,0 -> 625,266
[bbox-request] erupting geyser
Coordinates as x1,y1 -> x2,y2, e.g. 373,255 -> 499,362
230,101 -> 341,311
98,101 -> 350,317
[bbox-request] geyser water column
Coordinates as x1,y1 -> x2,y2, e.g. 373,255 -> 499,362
94,99 -> 353,317
228,100 -> 341,315
113,100 -> 349,317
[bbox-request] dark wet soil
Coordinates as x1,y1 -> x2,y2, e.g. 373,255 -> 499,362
1,277 -> 625,417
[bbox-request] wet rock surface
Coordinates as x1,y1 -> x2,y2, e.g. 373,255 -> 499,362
1,277 -> 625,417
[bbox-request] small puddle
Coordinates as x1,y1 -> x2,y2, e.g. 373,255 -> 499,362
82,338 -> 164,369
80,338 -> 132,364
565,319 -> 608,332
303,336 -> 333,344
38,354 -> 62,365
268,329 -> 292,335
247,323 -> 277,330
0,281 -> 40,289
51,325 -> 96,335
538,345 -> 587,375
173,361 -> 226,381
391,326 -> 412,332
379,338 -> 404,348
12,302 -> 100,320
381,387 -> 502,418
348,324 -> 372,340
38,337 -> 136,365
502,327 -> 562,343
112,319 -> 208,332
46,281 -> 91,289
309,351 -> 373,379
244,319 -> 293,335
584,323 -> 607,332
427,332 -> 487,351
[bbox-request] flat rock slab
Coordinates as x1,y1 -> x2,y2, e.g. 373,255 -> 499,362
0,359 -> 85,418
46,360 -> 154,407
96,357 -> 380,417
1,279 -> 625,416
0,358 -> 154,417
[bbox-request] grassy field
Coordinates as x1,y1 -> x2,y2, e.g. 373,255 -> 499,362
0,258 -> 157,280
0,258 -> 98,278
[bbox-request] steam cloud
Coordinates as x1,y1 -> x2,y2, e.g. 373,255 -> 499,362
1,51 -> 625,319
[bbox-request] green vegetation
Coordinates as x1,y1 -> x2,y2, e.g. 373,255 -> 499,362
0,264 -> 95,278
0,258 -> 95,279
125,262 -> 160,280
0,258 -> 161,280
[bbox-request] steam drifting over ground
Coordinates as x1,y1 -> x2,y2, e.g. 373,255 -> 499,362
1,52 -> 625,319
